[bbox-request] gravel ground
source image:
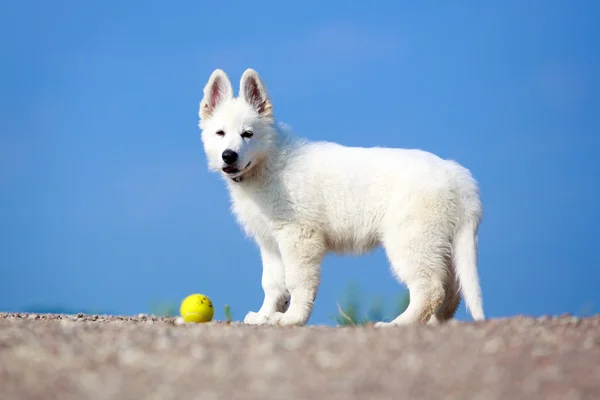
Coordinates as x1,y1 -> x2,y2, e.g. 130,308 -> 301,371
1,313 -> 599,400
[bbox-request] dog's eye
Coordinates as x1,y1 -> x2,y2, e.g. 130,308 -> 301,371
241,130 -> 253,139
215,130 -> 225,136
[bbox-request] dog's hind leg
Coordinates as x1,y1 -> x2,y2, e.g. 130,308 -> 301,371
428,257 -> 461,324
375,273 -> 445,326
374,227 -> 449,327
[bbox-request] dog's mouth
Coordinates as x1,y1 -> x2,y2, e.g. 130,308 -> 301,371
222,162 -> 251,175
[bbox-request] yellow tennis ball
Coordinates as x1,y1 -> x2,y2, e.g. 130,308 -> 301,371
180,294 -> 214,323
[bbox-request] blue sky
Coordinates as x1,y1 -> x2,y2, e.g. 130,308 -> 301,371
1,0 -> 599,324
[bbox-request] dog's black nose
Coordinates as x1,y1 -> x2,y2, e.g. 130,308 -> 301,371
222,149 -> 239,165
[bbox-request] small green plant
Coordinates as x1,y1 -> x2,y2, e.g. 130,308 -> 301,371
333,283 -> 366,325
332,282 -> 409,326
224,304 -> 233,323
149,301 -> 179,317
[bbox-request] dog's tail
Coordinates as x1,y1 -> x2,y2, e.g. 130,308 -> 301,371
453,217 -> 485,321
451,164 -> 485,321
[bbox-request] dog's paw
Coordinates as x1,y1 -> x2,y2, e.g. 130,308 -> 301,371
373,321 -> 390,328
266,311 -> 307,327
373,321 -> 402,328
374,318 -> 416,327
243,311 -> 269,325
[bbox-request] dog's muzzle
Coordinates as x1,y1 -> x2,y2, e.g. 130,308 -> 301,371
223,162 -> 251,182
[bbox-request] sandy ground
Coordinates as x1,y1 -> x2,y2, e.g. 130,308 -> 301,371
0,313 -> 599,400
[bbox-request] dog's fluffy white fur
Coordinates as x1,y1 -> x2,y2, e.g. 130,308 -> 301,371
198,68 -> 485,326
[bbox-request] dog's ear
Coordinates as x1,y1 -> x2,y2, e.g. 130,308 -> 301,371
240,69 -> 273,122
200,69 -> 233,120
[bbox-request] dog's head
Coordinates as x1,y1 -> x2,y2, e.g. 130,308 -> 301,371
198,68 -> 275,181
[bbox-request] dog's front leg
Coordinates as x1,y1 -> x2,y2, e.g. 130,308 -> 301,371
244,242 -> 289,325
267,226 -> 324,327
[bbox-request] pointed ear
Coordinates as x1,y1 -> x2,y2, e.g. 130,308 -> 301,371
239,69 -> 273,122
199,69 -> 233,120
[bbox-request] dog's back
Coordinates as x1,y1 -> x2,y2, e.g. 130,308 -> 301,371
275,141 -> 480,243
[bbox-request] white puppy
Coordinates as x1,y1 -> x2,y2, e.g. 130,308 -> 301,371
198,68 -> 485,327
